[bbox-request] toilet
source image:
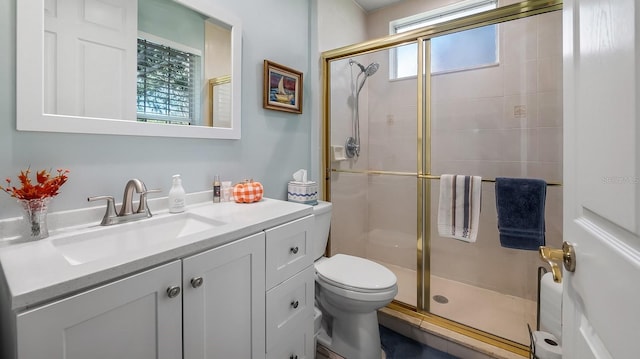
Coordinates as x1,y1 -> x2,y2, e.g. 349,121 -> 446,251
312,200 -> 398,359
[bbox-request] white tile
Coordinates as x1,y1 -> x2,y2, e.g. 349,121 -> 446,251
537,91 -> 563,128
502,16 -> 538,65
537,11 -> 563,59
501,128 -> 539,162
503,59 -> 538,95
538,127 -> 563,163
537,56 -> 562,92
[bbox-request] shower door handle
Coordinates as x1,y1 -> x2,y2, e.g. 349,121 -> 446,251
539,242 -> 576,283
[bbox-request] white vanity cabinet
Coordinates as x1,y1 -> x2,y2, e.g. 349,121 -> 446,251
183,232 -> 265,359
16,260 -> 183,359
14,232 -> 266,359
264,215 -> 315,359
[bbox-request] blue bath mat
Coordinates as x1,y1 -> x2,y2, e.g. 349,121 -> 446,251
380,325 -> 459,359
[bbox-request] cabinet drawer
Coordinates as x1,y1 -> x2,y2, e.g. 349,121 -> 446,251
266,318 -> 314,359
265,215 -> 313,289
266,265 -> 314,352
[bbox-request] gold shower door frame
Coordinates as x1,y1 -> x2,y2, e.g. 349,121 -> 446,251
321,1 -> 562,356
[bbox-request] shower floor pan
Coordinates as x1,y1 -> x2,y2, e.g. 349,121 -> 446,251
375,261 -> 536,345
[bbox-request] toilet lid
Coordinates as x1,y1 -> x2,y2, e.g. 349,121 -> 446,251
315,254 -> 396,291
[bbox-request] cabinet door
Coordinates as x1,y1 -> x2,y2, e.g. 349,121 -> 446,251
16,260 -> 182,359
183,232 -> 266,359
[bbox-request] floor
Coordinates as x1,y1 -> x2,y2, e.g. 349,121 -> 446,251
378,261 -> 537,345
380,325 -> 459,359
315,325 -> 458,359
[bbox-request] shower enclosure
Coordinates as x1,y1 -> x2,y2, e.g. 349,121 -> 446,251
322,1 -> 562,354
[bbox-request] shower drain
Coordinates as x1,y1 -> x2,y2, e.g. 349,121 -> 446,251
432,294 -> 449,304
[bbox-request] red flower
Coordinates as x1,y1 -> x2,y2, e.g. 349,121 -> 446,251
0,168 -> 69,200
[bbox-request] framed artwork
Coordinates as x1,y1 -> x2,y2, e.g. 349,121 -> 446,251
263,60 -> 303,114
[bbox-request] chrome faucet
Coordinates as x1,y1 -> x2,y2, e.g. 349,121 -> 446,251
88,179 -> 161,226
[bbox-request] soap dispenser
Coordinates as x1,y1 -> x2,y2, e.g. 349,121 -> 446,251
169,174 -> 186,213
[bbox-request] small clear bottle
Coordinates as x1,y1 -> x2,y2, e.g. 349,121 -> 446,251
213,175 -> 221,203
221,181 -> 233,202
168,174 -> 186,213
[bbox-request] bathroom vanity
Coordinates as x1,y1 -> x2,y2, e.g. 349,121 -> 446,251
0,198 -> 314,359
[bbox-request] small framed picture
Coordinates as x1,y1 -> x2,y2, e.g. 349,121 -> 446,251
263,60 -> 303,114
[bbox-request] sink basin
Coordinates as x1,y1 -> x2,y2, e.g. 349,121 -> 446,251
52,212 -> 226,265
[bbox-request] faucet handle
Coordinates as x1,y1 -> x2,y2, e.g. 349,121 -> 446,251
137,188 -> 162,214
88,196 -> 118,226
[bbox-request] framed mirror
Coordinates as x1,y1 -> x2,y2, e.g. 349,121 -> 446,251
16,0 -> 242,139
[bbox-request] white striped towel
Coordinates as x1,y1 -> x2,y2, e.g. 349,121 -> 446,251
437,174 -> 482,243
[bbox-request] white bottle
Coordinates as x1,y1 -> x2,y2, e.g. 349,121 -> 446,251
168,174 -> 186,213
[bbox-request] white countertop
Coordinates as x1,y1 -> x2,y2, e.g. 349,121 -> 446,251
0,197 -> 312,310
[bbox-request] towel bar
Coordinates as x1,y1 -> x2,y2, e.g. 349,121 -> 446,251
419,174 -> 562,186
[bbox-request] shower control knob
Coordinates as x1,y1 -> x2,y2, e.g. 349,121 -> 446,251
289,355 -> 298,359
190,277 -> 204,288
291,300 -> 299,309
166,286 -> 181,298
290,246 -> 299,254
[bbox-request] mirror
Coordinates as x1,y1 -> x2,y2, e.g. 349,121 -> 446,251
16,0 -> 242,139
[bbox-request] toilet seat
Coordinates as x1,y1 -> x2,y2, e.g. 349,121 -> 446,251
315,254 -> 397,293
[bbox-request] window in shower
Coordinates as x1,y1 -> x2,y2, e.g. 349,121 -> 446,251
390,0 -> 497,79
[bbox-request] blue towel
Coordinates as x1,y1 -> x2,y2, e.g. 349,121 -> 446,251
495,177 -> 547,250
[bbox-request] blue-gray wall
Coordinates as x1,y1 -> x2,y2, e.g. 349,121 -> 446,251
139,0 -> 206,50
0,0 -> 314,219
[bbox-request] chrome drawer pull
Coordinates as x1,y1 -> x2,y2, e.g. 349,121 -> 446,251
290,246 -> 299,254
291,300 -> 299,309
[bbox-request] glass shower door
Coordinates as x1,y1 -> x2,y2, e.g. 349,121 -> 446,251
425,11 -> 563,345
328,46 -> 419,308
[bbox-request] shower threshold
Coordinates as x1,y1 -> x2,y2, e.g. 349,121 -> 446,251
374,261 -> 536,346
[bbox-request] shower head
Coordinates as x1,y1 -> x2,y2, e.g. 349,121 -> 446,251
355,61 -> 380,95
364,62 -> 379,77
349,59 -> 379,77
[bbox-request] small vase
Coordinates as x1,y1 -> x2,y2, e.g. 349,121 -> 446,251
18,197 -> 51,240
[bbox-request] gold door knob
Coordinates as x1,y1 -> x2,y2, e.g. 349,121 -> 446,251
539,241 -> 576,283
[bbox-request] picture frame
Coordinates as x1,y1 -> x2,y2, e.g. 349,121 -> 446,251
263,60 -> 303,114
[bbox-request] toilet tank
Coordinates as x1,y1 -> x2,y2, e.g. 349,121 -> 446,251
312,200 -> 332,260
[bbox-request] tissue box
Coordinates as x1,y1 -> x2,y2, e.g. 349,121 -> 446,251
287,181 -> 318,205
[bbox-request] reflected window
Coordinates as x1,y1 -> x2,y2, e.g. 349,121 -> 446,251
136,34 -> 202,125
390,0 -> 497,78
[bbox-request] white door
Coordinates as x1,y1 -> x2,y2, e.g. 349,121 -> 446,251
182,232 -> 266,359
44,0 -> 137,119
563,0 -> 640,358
16,260 -> 183,359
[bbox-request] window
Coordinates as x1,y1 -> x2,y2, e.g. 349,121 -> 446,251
390,0 -> 498,78
137,34 -> 201,125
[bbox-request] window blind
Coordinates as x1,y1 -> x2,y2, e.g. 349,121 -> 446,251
137,39 -> 196,125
